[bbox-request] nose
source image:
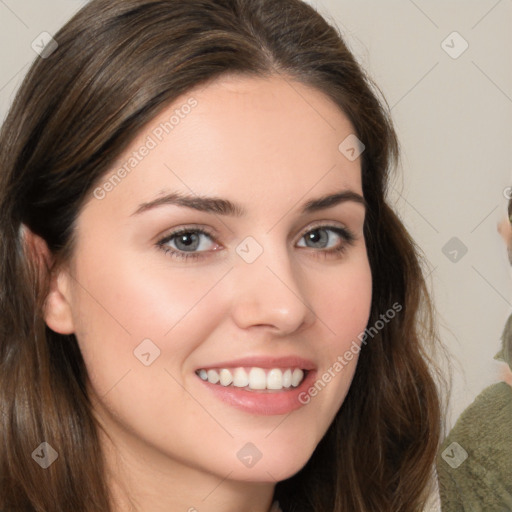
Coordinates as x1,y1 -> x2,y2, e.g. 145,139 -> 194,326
229,241 -> 316,335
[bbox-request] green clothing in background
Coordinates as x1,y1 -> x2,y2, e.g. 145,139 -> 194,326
437,381 -> 512,511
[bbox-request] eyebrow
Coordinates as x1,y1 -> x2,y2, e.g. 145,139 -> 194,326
132,189 -> 366,217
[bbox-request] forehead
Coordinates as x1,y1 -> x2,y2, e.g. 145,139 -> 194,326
85,74 -> 363,218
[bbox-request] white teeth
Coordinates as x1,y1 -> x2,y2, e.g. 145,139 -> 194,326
267,369 -> 283,390
206,369 -> 219,384
291,369 -> 304,387
219,369 -> 233,386
248,367 -> 266,390
232,367 -> 249,387
197,367 -> 307,390
282,369 -> 292,388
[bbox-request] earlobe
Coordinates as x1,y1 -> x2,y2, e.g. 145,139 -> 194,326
21,224 -> 76,335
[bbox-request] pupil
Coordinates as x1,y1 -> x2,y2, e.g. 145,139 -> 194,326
177,232 -> 199,250
307,229 -> 327,247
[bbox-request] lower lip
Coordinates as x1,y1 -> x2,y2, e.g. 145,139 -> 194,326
196,370 -> 317,415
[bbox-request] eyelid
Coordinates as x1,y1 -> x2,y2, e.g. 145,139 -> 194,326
293,220 -> 356,243
155,223 -> 219,242
157,225 -> 220,248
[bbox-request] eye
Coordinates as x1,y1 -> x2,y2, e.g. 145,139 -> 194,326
296,225 -> 355,258
156,228 -> 220,261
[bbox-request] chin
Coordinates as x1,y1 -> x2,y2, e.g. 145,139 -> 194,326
227,446 -> 316,483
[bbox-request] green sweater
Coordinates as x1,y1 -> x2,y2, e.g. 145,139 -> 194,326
436,381 -> 512,511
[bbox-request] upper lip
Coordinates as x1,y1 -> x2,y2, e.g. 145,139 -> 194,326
196,355 -> 317,371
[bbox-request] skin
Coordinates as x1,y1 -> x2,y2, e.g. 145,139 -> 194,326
42,74 -> 373,512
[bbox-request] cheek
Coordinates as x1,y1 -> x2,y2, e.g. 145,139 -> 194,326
312,254 -> 373,351
69,253 -> 235,452
302,253 -> 372,403
73,248 -> 231,338
69,246 -> 231,391
328,270 -> 372,338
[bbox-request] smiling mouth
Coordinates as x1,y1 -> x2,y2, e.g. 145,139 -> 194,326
195,367 -> 307,391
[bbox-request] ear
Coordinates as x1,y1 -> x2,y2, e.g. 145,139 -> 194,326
45,269 -> 76,335
22,225 -> 76,335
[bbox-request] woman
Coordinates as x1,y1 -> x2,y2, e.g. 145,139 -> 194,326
0,0 -> 443,511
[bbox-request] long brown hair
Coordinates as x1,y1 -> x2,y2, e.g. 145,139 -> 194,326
0,0 -> 443,510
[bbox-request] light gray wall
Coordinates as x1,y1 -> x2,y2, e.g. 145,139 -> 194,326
1,0 -> 511,429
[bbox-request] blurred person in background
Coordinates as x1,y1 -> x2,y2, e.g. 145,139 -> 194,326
436,194 -> 512,511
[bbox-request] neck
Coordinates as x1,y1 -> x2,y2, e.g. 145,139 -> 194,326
99,425 -> 277,512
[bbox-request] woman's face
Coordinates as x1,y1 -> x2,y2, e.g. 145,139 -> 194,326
46,74 -> 372,485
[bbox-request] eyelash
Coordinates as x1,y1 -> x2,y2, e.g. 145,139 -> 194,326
156,224 -> 356,262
